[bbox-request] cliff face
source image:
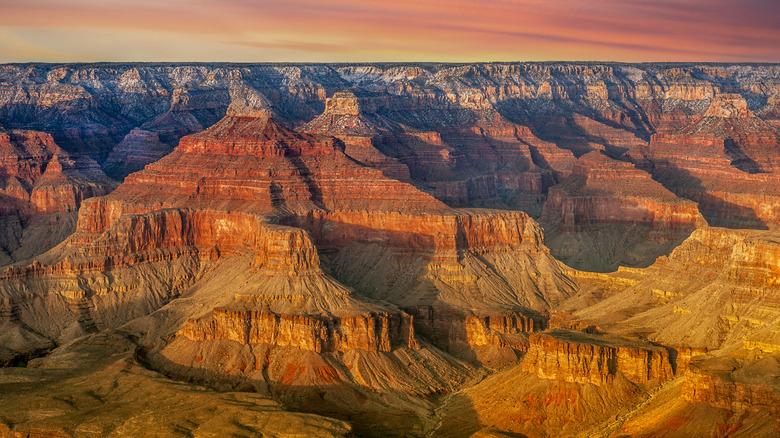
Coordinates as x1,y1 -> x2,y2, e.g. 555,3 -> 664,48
682,356 -> 780,415
521,328 -> 675,386
179,308 -> 419,353
301,91 -> 411,181
639,94 -> 780,229
0,130 -> 114,216
543,151 -> 703,233
102,129 -> 174,179
0,129 -> 116,266
540,151 -> 705,271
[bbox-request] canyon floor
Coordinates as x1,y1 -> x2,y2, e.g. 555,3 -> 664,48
0,62 -> 779,437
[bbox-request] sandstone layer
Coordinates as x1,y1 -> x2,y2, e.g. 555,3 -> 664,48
521,328 -> 675,386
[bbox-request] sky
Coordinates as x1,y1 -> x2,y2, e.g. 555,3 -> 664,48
0,0 -> 778,63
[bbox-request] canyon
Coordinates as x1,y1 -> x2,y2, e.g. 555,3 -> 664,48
0,62 -> 779,437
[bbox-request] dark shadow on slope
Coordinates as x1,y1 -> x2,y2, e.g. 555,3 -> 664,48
430,392 -> 485,438
139,344 -> 450,438
649,162 -> 769,230
540,221 -> 695,273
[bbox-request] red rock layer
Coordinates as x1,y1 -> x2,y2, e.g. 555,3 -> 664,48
301,91 -> 411,181
521,328 -> 675,386
0,129 -> 114,215
405,306 -> 547,365
682,357 -> 780,415
639,94 -> 780,229
678,94 -> 780,173
179,308 -> 419,353
2,209 -> 317,279
543,151 -> 703,234
102,114 -> 443,216
283,208 -> 545,255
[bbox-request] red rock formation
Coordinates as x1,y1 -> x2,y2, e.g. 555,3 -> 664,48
757,94 -> 780,129
0,130 -> 114,215
301,91 -> 411,181
639,94 -> 780,229
682,356 -> 780,415
405,306 -> 547,366
543,151 -> 703,234
0,129 -> 115,265
521,328 -> 675,386
676,93 -> 780,173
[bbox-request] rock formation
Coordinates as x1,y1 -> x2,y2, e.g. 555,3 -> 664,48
521,328 -> 675,386
541,151 -> 705,271
0,129 -> 115,266
0,90 -> 577,434
637,94 -> 780,229
568,227 -> 780,353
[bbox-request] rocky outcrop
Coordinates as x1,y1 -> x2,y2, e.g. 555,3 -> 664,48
543,151 -> 703,233
540,151 -> 704,271
102,129 -> 174,179
279,207 -> 574,364
179,308 -> 419,353
404,306 -> 547,366
302,90 -> 411,181
290,208 -> 575,310
682,356 -> 780,415
0,130 -> 114,215
107,110 -> 442,216
638,94 -> 780,229
521,328 -> 675,386
0,129 -> 115,265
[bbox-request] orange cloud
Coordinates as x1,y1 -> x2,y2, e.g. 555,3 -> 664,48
0,0 -> 777,62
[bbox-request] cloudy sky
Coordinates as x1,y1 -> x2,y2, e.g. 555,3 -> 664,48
1,0 -> 778,62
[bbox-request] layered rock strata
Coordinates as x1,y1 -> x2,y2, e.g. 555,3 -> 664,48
0,95 -> 578,434
521,328 -> 675,386
638,94 -> 780,229
0,129 -> 115,265
541,151 -> 705,271
544,151 -> 703,233
682,355 -> 780,415
179,309 -> 420,353
570,227 -> 780,355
